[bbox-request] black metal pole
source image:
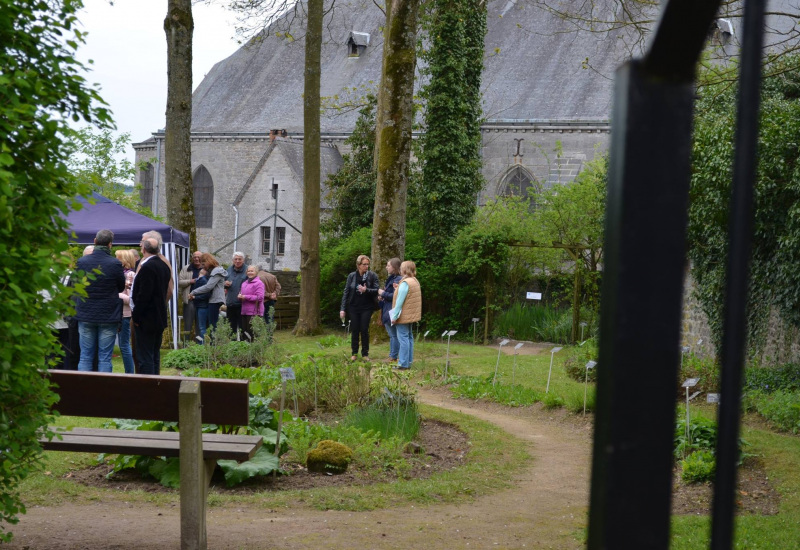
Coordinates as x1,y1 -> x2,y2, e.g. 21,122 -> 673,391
711,1 -> 766,548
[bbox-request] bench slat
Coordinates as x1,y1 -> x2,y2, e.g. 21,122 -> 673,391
46,371 -> 250,426
43,430 -> 262,461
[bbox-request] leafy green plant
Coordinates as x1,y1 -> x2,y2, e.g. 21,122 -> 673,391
318,334 -> 344,348
281,354 -> 372,414
450,375 -> 545,407
161,345 -> 208,370
342,402 -> 421,443
0,0 -> 112,541
680,450 -> 716,483
674,414 -> 718,459
542,392 -> 565,410
183,365 -> 282,398
747,390 -> 800,434
679,352 -> 719,394
744,363 -> 800,394
563,340 -> 599,383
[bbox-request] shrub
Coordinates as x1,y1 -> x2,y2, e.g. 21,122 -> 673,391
182,364 -> 282,398
563,340 -> 599,383
306,440 -> 353,473
343,402 -> 421,442
674,414 -> 718,459
747,389 -> 800,434
744,363 -> 800,394
280,354 -> 372,414
678,352 -> 719,394
680,450 -> 716,483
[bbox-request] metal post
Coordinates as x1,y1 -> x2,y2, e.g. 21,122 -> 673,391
546,346 -> 562,394
492,339 -> 509,386
270,180 -> 278,271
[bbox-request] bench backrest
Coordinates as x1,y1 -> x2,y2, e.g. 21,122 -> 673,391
47,371 -> 250,426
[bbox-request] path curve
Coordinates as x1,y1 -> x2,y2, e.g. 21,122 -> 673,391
6,389 -> 592,550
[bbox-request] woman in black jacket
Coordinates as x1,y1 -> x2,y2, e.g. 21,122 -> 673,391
340,254 -> 379,360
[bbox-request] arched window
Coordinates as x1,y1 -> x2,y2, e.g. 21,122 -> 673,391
499,165 -> 537,200
193,165 -> 214,228
139,163 -> 154,209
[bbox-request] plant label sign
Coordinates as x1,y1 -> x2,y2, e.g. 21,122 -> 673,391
423,330 -> 430,338
447,330 -> 458,337
526,292 -> 542,300
551,346 -> 563,354
682,378 -> 699,388
279,367 -> 295,381
585,360 -> 597,370
472,318 -> 480,323
707,393 -> 720,404
514,343 -> 524,350
499,339 -> 510,346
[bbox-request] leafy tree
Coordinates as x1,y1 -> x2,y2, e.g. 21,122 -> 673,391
164,0 -> 198,250
66,128 -> 157,217
419,0 -> 487,262
688,57 -> 800,358
371,0 -> 421,277
322,95 -> 377,237
0,0 -> 110,541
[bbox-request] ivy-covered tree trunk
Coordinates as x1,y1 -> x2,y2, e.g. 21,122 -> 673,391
164,0 -> 197,250
294,0 -> 323,335
371,0 -> 420,276
420,0 -> 487,262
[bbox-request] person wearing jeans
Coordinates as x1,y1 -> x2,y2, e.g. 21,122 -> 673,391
74,229 -> 125,373
390,261 -> 422,370
339,254 -> 379,360
378,257 -> 402,362
115,249 -> 136,374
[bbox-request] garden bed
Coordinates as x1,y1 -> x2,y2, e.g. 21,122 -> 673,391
62,419 -> 468,494
671,456 -> 780,516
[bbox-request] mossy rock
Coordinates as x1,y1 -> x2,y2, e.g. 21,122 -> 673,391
306,440 -> 353,474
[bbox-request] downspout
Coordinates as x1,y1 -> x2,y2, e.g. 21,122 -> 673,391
232,204 -> 239,252
154,137 -> 162,215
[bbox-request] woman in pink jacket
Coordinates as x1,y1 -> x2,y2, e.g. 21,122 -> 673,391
238,265 -> 265,342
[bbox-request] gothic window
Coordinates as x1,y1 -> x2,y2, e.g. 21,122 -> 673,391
193,165 -> 214,228
139,163 -> 154,209
500,165 -> 536,200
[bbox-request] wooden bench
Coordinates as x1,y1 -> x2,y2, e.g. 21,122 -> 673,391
41,370 -> 262,550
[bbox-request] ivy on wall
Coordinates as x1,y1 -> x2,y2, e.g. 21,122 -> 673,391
689,57 -> 800,359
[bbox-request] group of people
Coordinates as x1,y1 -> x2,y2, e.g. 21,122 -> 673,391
68,229 -> 281,376
340,255 -> 422,370
73,229 -> 172,375
179,250 -> 281,344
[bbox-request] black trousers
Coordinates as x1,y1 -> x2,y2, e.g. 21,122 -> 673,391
227,304 -> 243,335
349,307 -> 372,357
134,324 -> 164,375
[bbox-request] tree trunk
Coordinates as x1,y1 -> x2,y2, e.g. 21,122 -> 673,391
164,0 -> 197,251
293,0 -> 323,336
371,0 -> 420,277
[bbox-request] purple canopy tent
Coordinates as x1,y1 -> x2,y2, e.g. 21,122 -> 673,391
65,193 -> 190,349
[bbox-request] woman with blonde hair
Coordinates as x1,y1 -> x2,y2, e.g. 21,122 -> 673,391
115,249 -> 136,373
189,253 -> 228,335
390,260 -> 422,370
340,254 -> 379,360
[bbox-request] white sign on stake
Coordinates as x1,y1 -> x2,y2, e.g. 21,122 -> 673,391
551,346 -> 563,354
514,343 -> 524,350
472,318 -> 480,323
442,330 -> 448,337
280,367 -> 296,381
447,330 -> 458,337
526,292 -> 542,300
424,330 -> 430,338
499,339 -> 510,346
707,393 -> 720,404
682,378 -> 699,388
586,361 -> 597,370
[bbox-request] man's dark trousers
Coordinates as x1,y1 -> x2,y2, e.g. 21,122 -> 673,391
134,325 -> 163,375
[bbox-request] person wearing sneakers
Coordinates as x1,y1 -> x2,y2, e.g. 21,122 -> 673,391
390,260 -> 422,370
340,254 -> 379,361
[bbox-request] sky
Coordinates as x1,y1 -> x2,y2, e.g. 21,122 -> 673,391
75,0 -> 243,161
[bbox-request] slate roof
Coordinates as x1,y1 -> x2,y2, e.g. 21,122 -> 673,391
190,0 -> 630,134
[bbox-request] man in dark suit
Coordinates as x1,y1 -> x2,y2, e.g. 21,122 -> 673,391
132,237 -> 171,375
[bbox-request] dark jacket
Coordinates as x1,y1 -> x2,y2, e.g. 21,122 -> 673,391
225,264 -> 249,306
132,255 -> 171,333
340,270 -> 379,311
380,273 -> 402,325
74,246 -> 125,324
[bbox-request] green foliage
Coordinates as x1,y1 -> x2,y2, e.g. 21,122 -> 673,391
319,227 -> 372,324
689,57 -> 800,357
217,447 -> 281,486
747,390 -> 800,434
419,0 -> 487,261
563,339 -> 599,383
680,450 -> 716,484
280,354 -> 373,414
342,402 -> 421,443
0,0 -> 111,541
674,414 -> 718,459
321,95 -> 377,236
744,363 -> 800,394
66,128 -> 155,217
182,364 -> 282,398
306,439 -> 353,473
678,352 -> 720,394
450,375 -> 545,407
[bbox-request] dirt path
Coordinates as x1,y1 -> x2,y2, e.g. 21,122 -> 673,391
6,389 -> 592,550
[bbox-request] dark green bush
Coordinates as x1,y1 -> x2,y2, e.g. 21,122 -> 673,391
563,340 -> 598,383
680,450 -> 716,483
747,390 -> 800,434
744,363 -> 800,394
674,414 -> 717,459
